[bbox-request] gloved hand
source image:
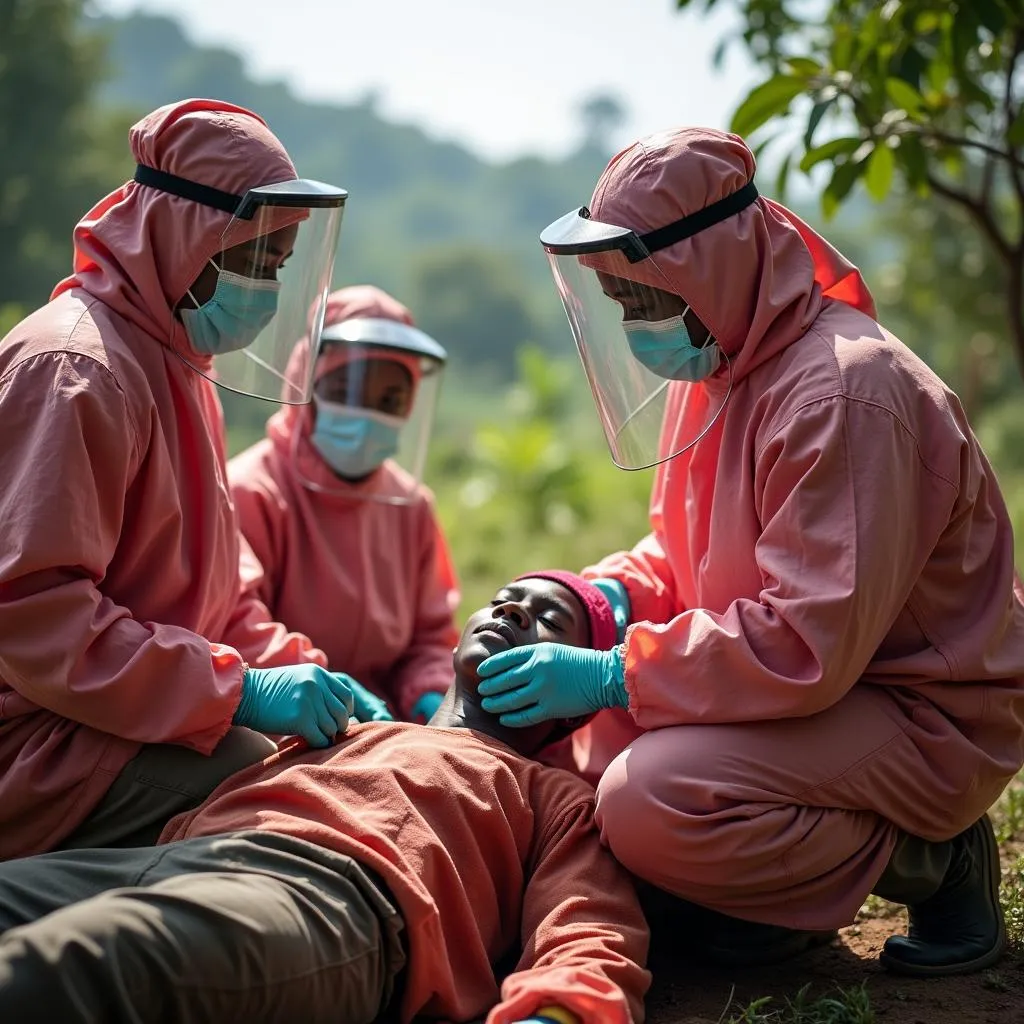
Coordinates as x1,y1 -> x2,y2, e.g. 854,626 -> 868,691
590,577 -> 631,643
234,666 -> 354,748
477,643 -> 627,728
410,690 -> 444,724
349,679 -> 394,723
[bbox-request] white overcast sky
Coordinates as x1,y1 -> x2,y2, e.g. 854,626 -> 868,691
95,0 -> 760,161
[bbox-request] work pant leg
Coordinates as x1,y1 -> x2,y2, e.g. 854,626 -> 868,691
0,830 -> 405,1024
58,726 -> 276,850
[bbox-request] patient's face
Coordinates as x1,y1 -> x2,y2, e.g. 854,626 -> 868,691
454,577 -> 589,684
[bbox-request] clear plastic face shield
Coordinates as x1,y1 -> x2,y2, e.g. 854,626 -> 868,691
298,317 -> 448,504
539,182 -> 759,470
135,165 -> 347,404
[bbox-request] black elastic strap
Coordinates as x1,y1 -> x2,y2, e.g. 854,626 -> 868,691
133,164 -> 244,216
637,181 -> 759,256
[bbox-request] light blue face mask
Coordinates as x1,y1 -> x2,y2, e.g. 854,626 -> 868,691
623,309 -> 722,382
180,259 -> 281,355
310,400 -> 404,480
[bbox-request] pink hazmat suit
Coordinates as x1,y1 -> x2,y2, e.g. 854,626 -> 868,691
0,99 -> 326,860
574,128 -> 1024,928
228,286 -> 460,721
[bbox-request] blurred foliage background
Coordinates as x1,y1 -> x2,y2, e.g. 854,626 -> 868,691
2,0 -> 1021,617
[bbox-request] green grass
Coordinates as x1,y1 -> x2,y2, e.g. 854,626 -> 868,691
994,781 -> 1024,844
1000,855 -> 1024,948
721,983 -> 875,1023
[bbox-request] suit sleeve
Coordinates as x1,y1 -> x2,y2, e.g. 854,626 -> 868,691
622,396 -> 958,728
0,353 -> 242,750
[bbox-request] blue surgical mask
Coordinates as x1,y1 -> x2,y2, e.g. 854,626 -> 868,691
180,259 -> 280,355
623,310 -> 722,382
310,400 -> 403,479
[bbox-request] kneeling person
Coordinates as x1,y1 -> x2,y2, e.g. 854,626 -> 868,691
0,573 -> 649,1024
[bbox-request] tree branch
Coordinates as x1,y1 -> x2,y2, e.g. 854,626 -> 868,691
1004,29 -> 1024,219
913,128 -> 1024,170
926,172 -> 1012,259
980,154 -> 996,207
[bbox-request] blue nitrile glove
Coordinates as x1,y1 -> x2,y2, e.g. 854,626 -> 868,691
349,679 -> 394,723
234,666 -> 355,748
477,643 -> 627,728
591,577 -> 631,643
410,691 -> 444,724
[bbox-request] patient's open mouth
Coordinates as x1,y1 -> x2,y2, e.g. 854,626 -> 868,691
474,620 -> 519,645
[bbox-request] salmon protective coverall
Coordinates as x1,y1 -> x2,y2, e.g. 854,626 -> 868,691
0,100 -> 330,861
229,286 -> 460,721
553,129 -> 1024,930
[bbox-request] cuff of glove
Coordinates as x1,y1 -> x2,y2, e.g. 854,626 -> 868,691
233,668 -> 256,727
532,1008 -> 579,1024
606,644 -> 629,709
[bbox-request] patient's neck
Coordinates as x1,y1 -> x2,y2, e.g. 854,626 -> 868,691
428,676 -> 553,757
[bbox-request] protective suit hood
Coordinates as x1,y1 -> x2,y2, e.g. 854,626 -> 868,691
588,127 -> 876,383
52,98 -> 298,365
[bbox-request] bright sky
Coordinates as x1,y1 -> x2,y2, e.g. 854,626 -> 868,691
96,0 -> 760,161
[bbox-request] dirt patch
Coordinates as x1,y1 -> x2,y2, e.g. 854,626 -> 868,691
645,913 -> 1023,1023
643,800 -> 1024,1023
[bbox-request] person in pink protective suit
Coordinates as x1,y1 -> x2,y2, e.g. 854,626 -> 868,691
476,127 -> 1024,979
229,285 -> 460,723
0,98 -> 391,862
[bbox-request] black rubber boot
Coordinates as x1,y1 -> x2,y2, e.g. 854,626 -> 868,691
873,814 -> 1006,977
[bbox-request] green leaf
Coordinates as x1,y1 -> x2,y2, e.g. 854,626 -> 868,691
894,46 -> 929,91
865,141 -> 895,201
832,24 -> 854,69
711,37 -> 729,69
804,96 -> 836,148
775,153 -> 792,199
730,74 -> 807,137
896,134 -> 929,190
1009,107 -> 1024,148
927,55 -> 951,94
784,57 -> 822,78
821,158 -> 864,219
885,77 -> 927,119
799,135 -> 862,173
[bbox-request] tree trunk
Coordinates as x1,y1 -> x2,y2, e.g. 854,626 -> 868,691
1009,252 -> 1024,381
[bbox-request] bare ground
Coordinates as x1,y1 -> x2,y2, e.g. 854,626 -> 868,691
646,833 -> 1024,1024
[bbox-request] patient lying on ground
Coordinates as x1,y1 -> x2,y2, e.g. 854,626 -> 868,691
0,572 -> 649,1024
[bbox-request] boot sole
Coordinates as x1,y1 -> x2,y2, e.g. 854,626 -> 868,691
879,815 -> 1007,978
